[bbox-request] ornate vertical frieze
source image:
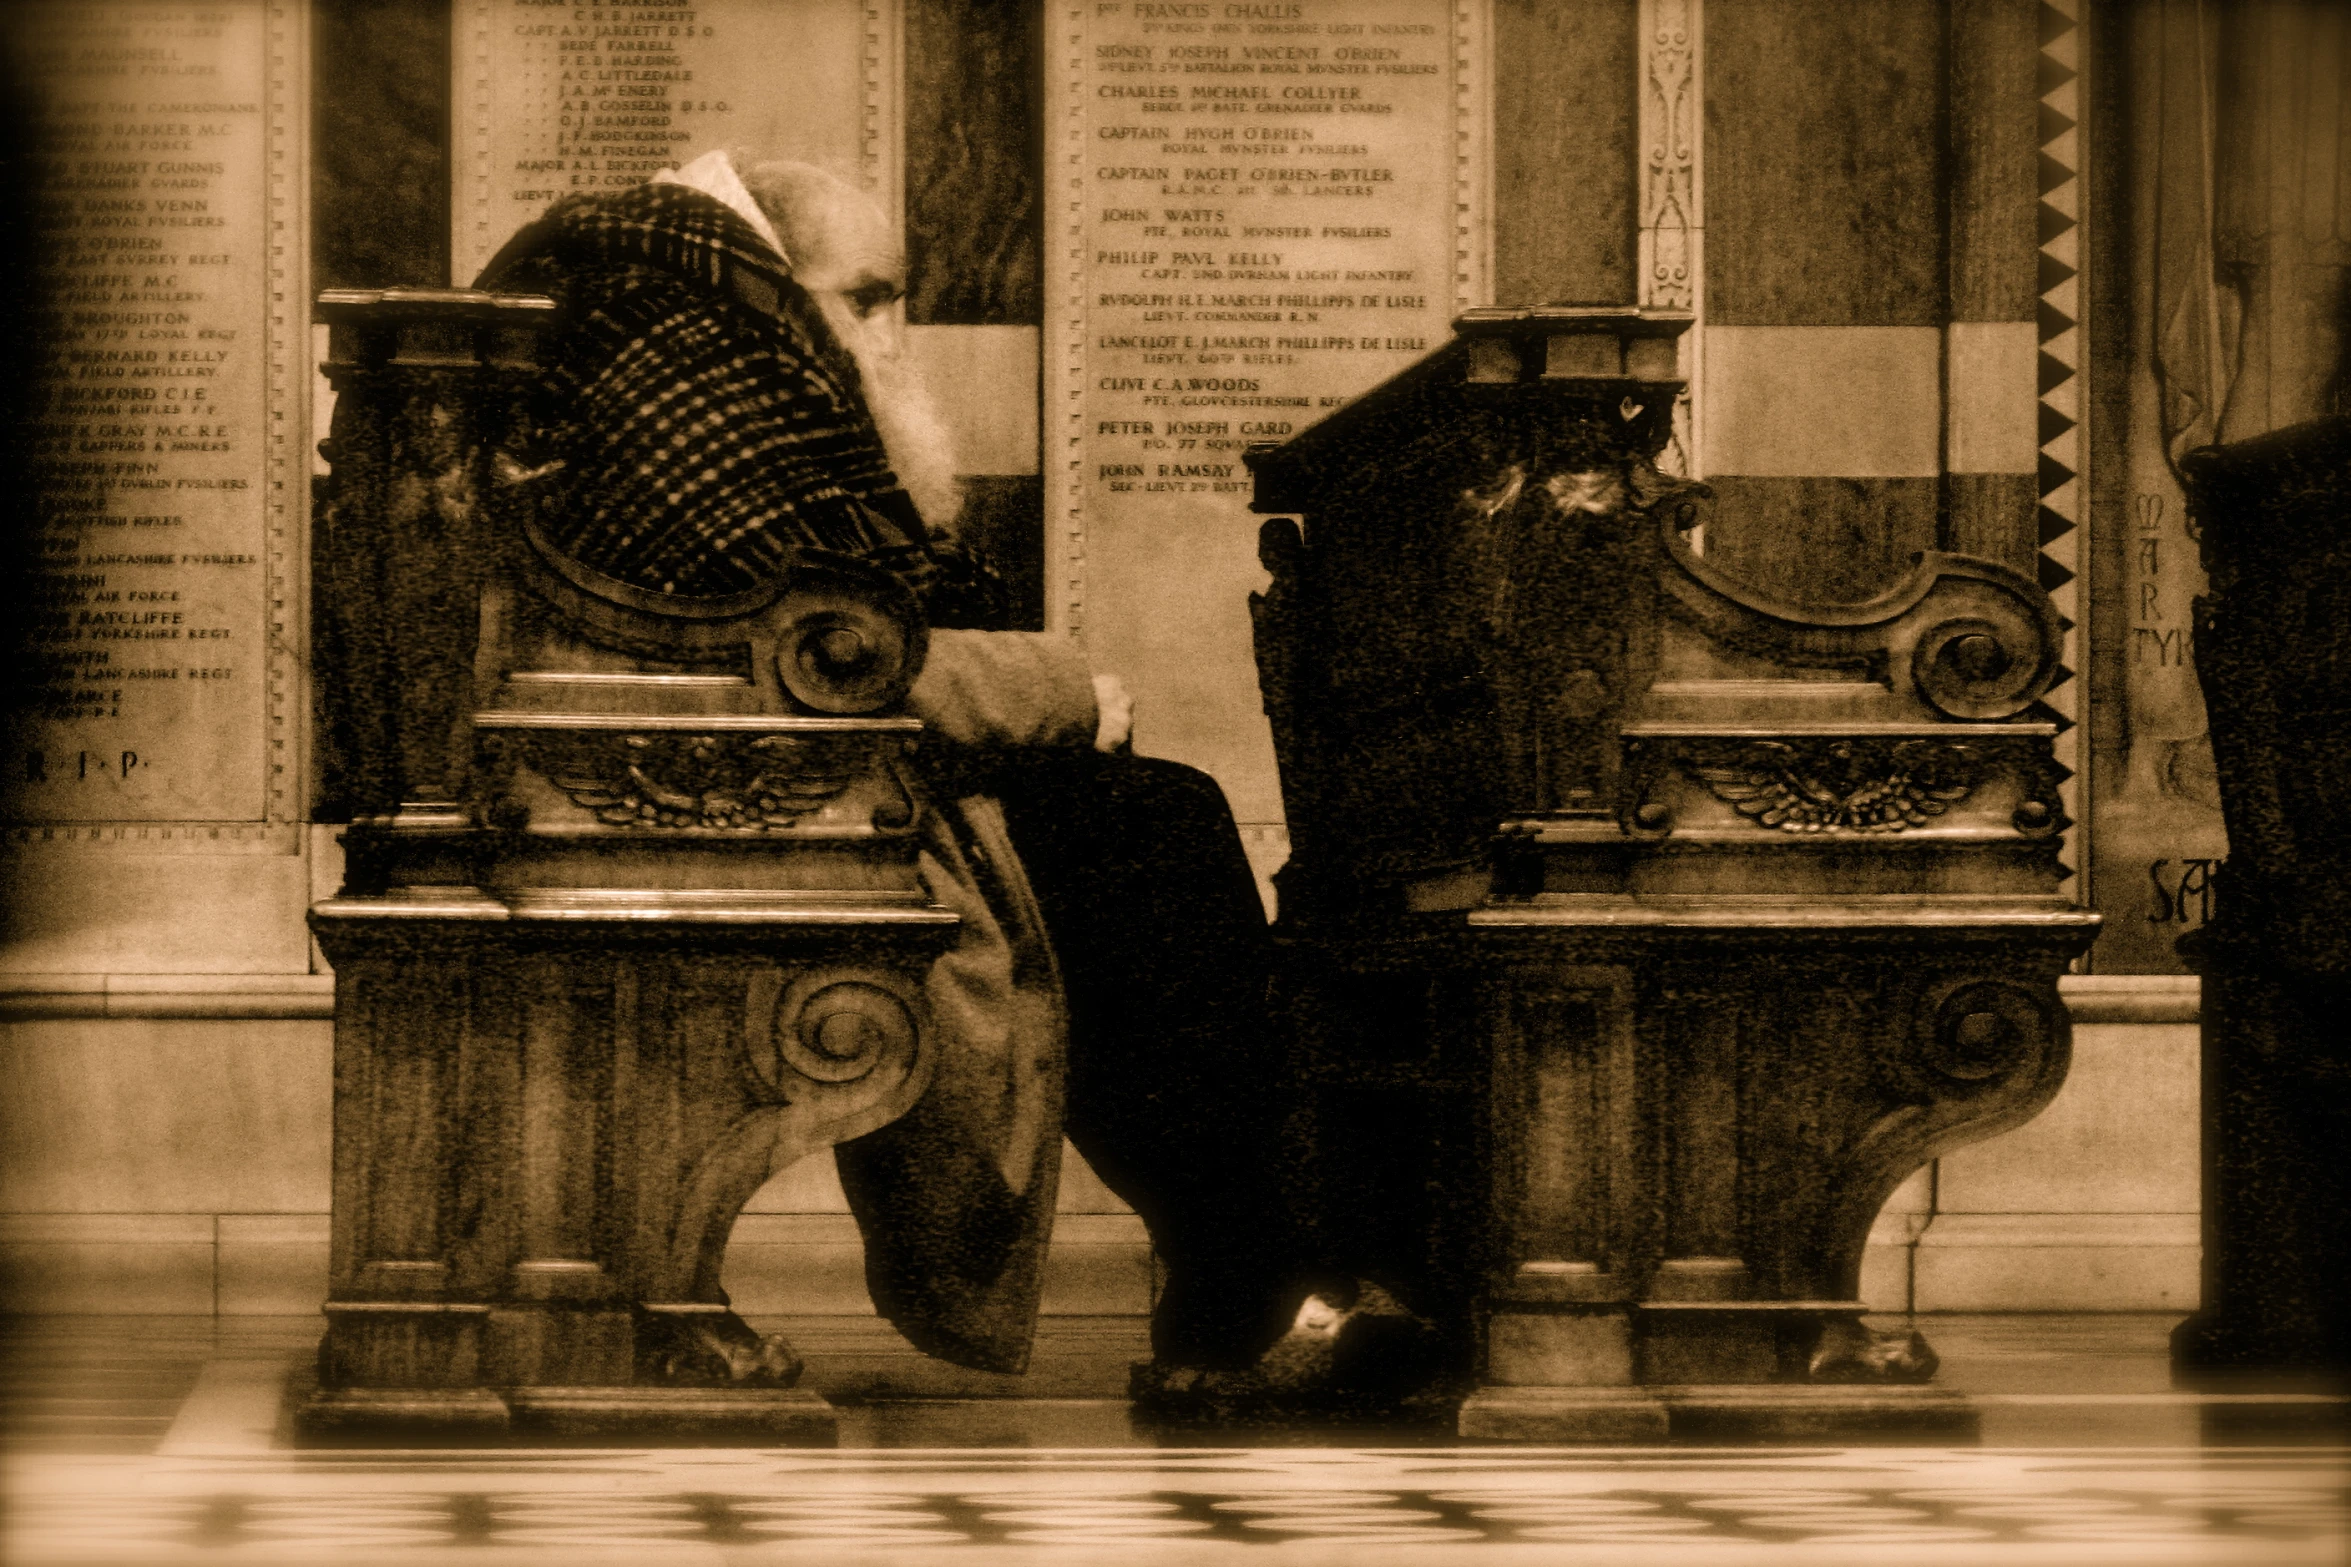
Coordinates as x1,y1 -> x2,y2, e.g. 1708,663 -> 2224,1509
1639,0 -> 1702,480
861,0 -> 904,213
1048,3 -> 1088,637
2037,0 -> 2087,895
454,0 -> 493,287
1455,0 -> 1494,315
266,1 -> 310,830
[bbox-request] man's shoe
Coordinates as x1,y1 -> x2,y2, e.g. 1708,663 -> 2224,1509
1129,1281 -> 1452,1423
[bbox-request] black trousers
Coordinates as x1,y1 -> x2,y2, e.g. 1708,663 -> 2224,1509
998,751 -> 1330,1366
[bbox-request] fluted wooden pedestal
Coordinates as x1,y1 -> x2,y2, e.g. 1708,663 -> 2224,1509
1459,911 -> 2086,1441
1247,308 -> 2098,1442
297,885 -> 952,1445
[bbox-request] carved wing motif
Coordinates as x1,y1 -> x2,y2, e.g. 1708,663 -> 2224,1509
1686,740 -> 1981,834
532,732 -> 867,830
1685,743 -> 1815,827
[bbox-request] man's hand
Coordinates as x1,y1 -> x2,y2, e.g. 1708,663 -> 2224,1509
1092,673 -> 1135,753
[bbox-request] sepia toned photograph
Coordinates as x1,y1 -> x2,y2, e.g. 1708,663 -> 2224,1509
0,1 -> 2344,1562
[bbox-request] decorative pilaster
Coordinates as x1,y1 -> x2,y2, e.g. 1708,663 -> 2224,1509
861,0 -> 903,212
1484,967 -> 1642,1408
1639,0 -> 1702,479
1048,3 -> 1087,638
1454,0 -> 1494,316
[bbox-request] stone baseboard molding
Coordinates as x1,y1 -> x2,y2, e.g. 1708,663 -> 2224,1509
1,970 -> 2203,1023
0,973 -> 335,1021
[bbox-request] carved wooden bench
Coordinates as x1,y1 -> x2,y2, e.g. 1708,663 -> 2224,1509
1247,306 -> 2099,1440
301,287 -> 950,1444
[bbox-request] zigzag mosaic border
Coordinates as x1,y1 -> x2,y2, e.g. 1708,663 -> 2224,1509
2035,0 -> 2086,881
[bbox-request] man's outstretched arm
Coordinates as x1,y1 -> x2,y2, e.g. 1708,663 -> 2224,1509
908,629 -> 1130,753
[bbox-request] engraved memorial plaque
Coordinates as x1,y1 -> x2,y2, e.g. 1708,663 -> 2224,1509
1047,0 -> 1484,822
13,1 -> 305,837
451,0 -> 889,284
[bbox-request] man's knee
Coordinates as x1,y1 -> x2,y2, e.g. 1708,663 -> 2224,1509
1005,753 -> 1239,855
1098,754 -> 1239,828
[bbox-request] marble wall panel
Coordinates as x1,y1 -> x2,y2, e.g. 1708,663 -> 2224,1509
1948,472 -> 2043,576
742,1153 -> 855,1215
1946,320 -> 2043,475
314,0 -> 449,289
720,1213 -> 872,1316
905,0 -> 1040,326
1492,0 -> 1639,307
1947,0 -> 2042,325
1913,1212 -> 2199,1312
1702,325 -> 1945,477
1704,0 -> 1945,328
0,1018 -> 330,1213
1894,1017 -> 2200,1312
1036,1214 -> 1154,1317
1695,477 -> 1943,606
1935,1021 -> 2199,1216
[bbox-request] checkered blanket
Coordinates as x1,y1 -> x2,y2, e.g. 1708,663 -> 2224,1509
478,182 -> 952,605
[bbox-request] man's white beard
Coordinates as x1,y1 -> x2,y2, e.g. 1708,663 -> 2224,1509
812,291 -> 963,539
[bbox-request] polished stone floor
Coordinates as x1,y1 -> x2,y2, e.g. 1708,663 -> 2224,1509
4,1313 -> 2345,1564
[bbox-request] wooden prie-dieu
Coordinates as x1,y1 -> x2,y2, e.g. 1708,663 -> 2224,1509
299,288 -> 951,1443
1247,307 -> 2099,1439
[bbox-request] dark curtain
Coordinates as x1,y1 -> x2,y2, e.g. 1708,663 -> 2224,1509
2151,0 -> 2351,473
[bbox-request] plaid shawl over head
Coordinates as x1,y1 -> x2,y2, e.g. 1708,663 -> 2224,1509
477,181 -> 942,602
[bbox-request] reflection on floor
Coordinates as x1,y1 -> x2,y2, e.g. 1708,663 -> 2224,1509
4,1313 -> 2345,1563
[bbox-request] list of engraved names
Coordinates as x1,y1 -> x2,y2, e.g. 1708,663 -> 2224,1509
1066,0 -> 1461,820
17,3 -> 273,823
458,1 -> 871,282
490,3 -> 707,208
1083,0 -> 1456,502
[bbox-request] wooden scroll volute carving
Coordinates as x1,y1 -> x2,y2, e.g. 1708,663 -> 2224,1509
506,516 -> 928,718
1820,963 -> 2075,1299
1659,524 -> 2065,725
651,966 -> 935,1304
